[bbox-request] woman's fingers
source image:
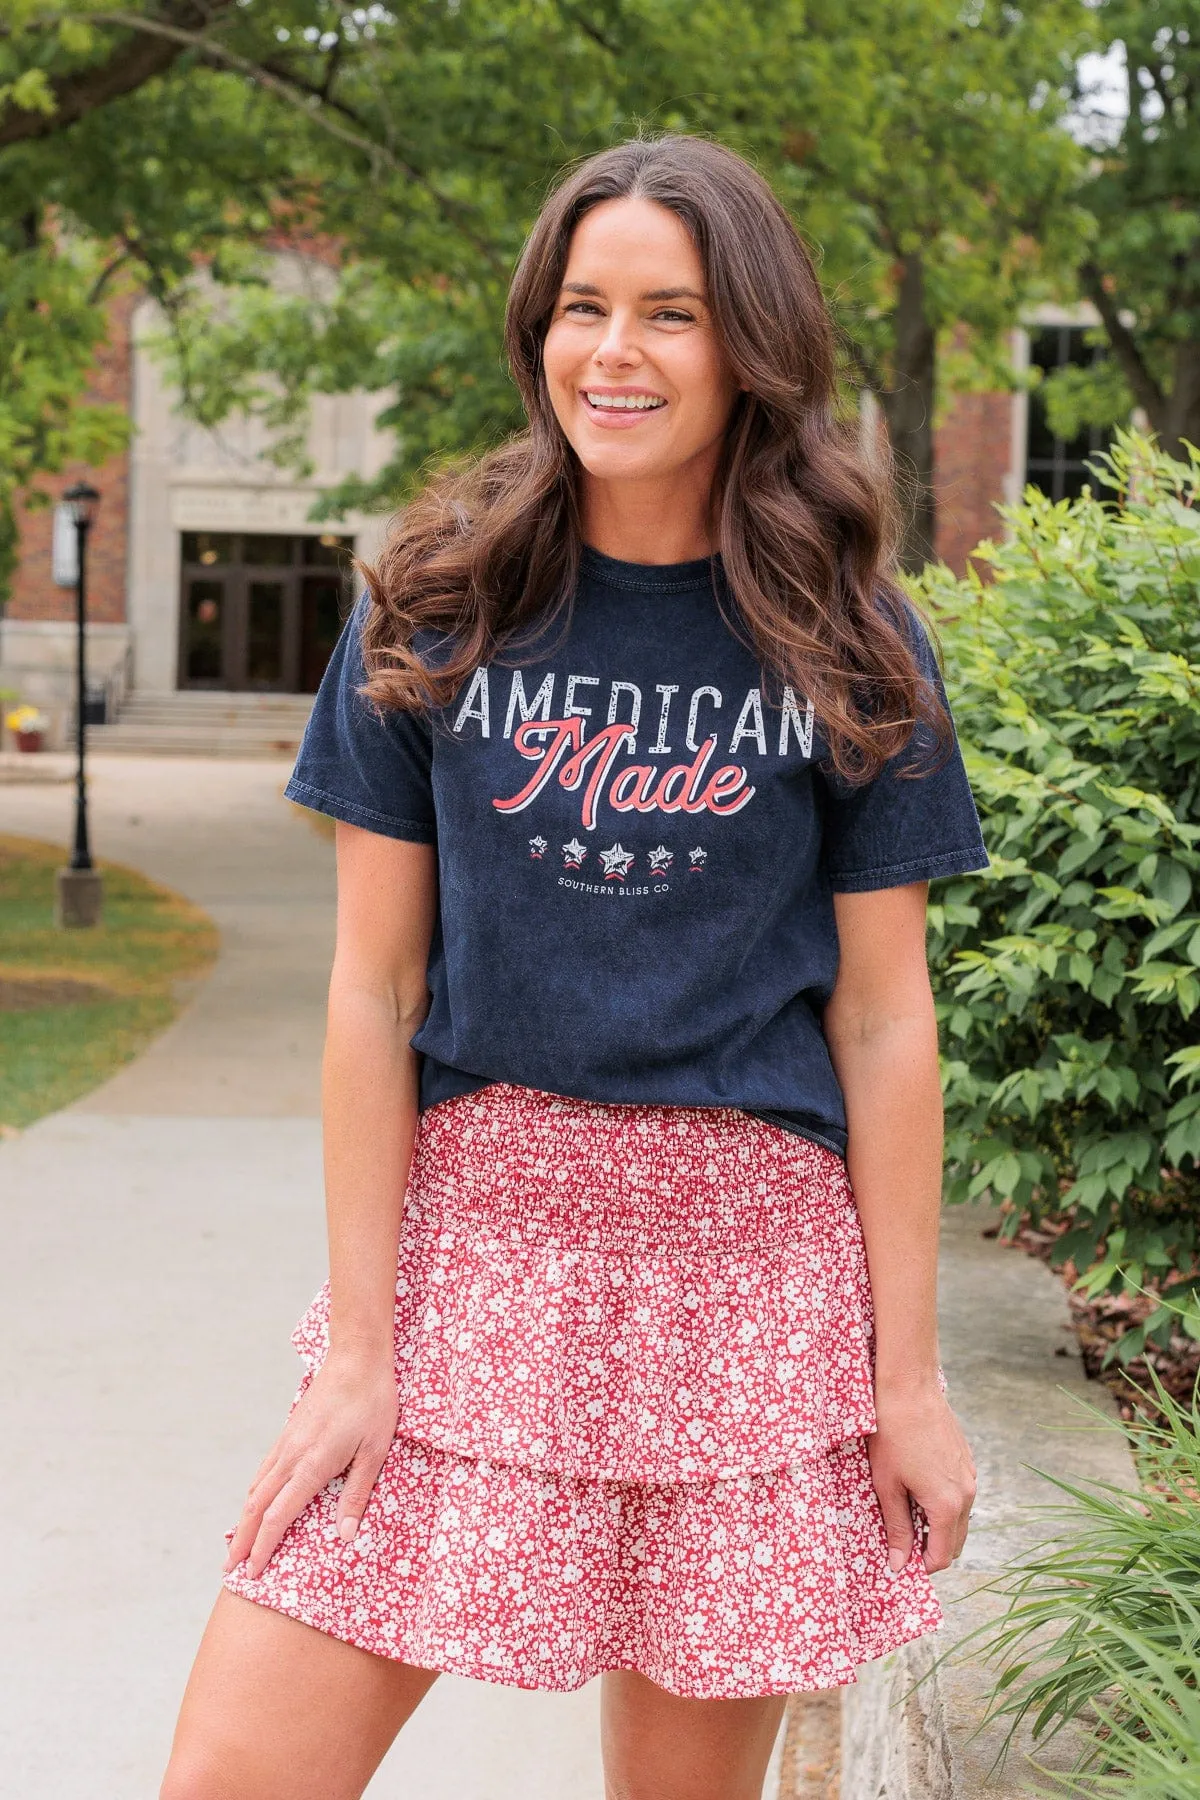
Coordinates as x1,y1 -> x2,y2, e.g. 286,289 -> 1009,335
920,1453 -> 976,1572
870,1396 -> 977,1576
241,1463 -> 333,1579
335,1441 -> 393,1543
221,1460 -> 286,1574
922,1493 -> 965,1574
876,1479 -> 915,1573
221,1359 -> 401,1577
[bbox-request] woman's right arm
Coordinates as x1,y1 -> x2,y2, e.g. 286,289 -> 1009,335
222,821 -> 437,1580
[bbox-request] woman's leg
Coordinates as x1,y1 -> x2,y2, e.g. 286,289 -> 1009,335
160,1588 -> 439,1800
599,1669 -> 787,1800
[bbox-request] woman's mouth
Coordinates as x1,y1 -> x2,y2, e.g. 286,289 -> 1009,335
581,390 -> 668,427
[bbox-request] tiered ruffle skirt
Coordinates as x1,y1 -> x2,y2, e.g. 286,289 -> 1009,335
221,1083 -> 943,1697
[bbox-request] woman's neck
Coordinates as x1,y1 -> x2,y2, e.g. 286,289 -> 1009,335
578,474 -> 718,565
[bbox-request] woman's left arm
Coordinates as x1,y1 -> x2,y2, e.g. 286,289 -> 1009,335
824,881 -> 977,1575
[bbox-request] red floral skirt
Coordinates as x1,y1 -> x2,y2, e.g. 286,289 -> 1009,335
221,1083 -> 943,1698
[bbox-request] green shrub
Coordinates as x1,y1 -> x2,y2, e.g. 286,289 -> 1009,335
965,1373 -> 1200,1792
914,432 -> 1200,1357
1055,1644 -> 1200,1799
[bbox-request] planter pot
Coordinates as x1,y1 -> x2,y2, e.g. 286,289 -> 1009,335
15,730 -> 44,753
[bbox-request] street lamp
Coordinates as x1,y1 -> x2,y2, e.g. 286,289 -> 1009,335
56,479 -> 103,929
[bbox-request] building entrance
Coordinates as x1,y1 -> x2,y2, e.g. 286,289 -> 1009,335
179,531 -> 356,692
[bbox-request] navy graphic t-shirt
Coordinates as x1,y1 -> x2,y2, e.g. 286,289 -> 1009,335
285,545 -> 990,1156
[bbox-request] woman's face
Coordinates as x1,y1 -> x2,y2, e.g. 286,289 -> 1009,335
541,196 -> 742,492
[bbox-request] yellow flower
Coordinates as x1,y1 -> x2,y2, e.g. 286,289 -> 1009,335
5,705 -> 44,732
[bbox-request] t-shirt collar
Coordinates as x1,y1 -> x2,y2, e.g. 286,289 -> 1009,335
578,542 -> 726,594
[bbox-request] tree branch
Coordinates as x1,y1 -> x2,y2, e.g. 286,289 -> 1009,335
20,8 -> 504,271
88,244 -> 133,303
0,0 -> 237,149
319,33 -> 343,102
554,4 -> 622,56
1079,259 -> 1164,423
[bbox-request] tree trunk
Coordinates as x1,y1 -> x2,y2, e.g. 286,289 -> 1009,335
878,252 -> 936,573
1153,340 -> 1200,461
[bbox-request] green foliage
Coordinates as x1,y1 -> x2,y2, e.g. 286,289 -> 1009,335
962,1369 -> 1200,1792
1054,1647 -> 1200,1800
1039,343 -> 1135,446
151,0 -> 1093,511
0,224 -> 130,596
914,433 -> 1200,1351
0,0 -> 1093,538
1065,2 -> 1200,451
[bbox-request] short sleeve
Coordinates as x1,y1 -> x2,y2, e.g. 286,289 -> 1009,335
283,593 -> 436,843
820,608 -> 989,892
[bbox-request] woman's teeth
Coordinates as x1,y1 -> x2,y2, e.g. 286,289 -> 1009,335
584,393 -> 666,410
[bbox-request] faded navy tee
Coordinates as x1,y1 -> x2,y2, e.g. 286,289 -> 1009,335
285,544 -> 990,1156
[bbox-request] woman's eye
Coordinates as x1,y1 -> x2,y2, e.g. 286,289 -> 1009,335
654,309 -> 694,323
563,301 -> 603,316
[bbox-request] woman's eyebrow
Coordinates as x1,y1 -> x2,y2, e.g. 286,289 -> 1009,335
560,281 -> 707,303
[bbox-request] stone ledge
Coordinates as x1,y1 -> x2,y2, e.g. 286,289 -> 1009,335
779,1204 -> 1138,1799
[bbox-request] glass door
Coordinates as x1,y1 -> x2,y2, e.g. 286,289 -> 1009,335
237,536 -> 296,691
180,534 -> 236,687
179,532 -> 355,690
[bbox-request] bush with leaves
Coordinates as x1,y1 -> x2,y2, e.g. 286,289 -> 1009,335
913,432 -> 1200,1358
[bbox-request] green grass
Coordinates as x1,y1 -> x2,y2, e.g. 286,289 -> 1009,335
0,834 -> 218,1128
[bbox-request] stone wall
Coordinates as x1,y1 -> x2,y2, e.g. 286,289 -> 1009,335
778,1205 -> 1139,1800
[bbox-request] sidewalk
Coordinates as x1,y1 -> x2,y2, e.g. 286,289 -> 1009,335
1,758 -> 1133,1798
0,759 -> 622,1800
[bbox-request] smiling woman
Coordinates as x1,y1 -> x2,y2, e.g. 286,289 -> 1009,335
359,134 -> 949,784
163,135 -> 985,1800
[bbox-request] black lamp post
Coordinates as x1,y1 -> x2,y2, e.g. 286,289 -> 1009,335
55,479 -> 103,928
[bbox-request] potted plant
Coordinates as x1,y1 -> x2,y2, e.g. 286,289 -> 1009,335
5,703 -> 49,752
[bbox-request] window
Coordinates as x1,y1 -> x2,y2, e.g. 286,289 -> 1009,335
1025,326 -> 1112,503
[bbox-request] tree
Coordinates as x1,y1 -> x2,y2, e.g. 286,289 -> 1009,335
578,0 -> 1094,564
1044,2 -> 1200,460
0,0 -> 1096,574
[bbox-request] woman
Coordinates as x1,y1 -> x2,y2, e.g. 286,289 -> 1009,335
162,133 -> 983,1800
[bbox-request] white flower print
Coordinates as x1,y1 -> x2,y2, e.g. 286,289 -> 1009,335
222,1084 -> 945,1699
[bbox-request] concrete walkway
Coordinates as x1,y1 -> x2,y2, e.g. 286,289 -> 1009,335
0,759 -> 632,1799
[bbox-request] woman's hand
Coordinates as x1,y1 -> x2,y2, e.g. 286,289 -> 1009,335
867,1384 -> 976,1574
222,1349 -> 400,1580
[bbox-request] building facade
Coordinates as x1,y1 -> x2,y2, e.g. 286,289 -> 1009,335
0,268 -> 1109,749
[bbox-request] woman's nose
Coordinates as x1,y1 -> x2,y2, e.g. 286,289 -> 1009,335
593,310 -> 641,369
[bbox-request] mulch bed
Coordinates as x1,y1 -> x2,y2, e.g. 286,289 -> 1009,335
988,1210 -> 1200,1430
0,974 -> 118,1010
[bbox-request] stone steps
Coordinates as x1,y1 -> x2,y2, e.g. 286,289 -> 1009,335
87,691 -> 314,758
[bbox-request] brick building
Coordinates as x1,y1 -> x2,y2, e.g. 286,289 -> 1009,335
0,262 -> 1108,749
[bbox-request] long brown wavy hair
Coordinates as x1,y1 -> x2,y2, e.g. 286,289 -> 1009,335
360,132 -> 949,781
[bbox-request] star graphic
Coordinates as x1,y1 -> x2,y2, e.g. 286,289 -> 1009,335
599,842 -> 635,879
562,837 -> 588,866
647,845 -> 673,872
688,846 -> 708,868
529,835 -> 548,857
